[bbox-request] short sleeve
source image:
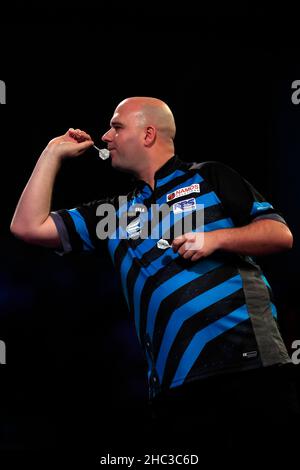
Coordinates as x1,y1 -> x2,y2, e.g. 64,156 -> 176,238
198,161 -> 287,227
50,197 -> 114,255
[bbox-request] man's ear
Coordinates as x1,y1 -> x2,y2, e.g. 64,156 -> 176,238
144,126 -> 157,147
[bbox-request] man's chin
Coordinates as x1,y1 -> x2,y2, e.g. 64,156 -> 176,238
111,159 -> 121,170
111,160 -> 131,174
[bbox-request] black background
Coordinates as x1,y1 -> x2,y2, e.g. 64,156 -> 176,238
1,2 -> 300,464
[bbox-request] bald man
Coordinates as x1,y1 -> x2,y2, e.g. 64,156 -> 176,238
10,97 -> 299,457
101,97 -> 176,188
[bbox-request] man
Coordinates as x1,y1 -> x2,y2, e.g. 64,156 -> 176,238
10,97 -> 298,457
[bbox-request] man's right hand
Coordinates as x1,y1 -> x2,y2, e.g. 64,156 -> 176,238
46,128 -> 94,159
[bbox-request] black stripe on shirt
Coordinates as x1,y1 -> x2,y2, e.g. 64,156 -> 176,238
151,263 -> 239,362
56,210 -> 84,253
161,289 -> 250,388
183,318 -> 261,385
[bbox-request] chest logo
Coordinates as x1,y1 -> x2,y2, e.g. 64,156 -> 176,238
167,183 -> 200,202
126,217 -> 142,239
173,197 -> 197,214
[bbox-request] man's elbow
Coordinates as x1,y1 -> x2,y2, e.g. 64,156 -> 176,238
10,221 -> 35,243
278,227 -> 293,251
284,231 -> 293,250
10,221 -> 21,238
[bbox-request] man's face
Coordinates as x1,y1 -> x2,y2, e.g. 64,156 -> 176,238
101,104 -> 145,174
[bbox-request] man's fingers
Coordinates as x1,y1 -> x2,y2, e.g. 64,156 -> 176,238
68,128 -> 92,142
172,236 -> 185,251
181,248 -> 194,259
75,139 -> 94,152
172,233 -> 205,261
172,233 -> 200,252
68,128 -> 76,137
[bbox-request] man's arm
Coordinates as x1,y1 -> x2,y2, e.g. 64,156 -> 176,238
172,219 -> 293,262
10,128 -> 94,248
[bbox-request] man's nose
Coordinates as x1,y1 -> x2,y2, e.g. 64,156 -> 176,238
101,129 -> 112,142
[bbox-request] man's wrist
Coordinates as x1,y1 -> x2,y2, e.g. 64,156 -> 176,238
214,228 -> 232,251
42,146 -> 64,165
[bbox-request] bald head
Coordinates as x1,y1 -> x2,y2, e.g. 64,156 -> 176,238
102,96 -> 176,183
116,97 -> 176,141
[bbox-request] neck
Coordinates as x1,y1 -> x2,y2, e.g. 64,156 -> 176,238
135,154 -> 174,190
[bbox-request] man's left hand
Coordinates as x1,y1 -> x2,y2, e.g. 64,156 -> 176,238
172,232 -> 220,261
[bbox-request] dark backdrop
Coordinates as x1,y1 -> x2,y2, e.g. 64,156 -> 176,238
0,5 -> 300,463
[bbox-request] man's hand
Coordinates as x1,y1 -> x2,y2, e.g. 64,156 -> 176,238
46,128 -> 94,159
172,232 -> 220,261
172,220 -> 293,261
10,128 -> 94,245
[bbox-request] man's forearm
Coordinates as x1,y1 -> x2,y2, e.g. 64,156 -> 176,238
216,219 -> 293,256
10,148 -> 61,234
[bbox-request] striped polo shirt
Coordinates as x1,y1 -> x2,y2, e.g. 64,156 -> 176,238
50,155 -> 291,399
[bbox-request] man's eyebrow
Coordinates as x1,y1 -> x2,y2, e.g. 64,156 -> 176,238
110,120 -> 123,127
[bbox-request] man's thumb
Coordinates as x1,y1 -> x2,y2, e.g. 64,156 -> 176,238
77,139 -> 94,150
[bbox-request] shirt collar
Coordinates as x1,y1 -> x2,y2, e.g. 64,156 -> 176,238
154,155 -> 182,180
135,155 -> 182,190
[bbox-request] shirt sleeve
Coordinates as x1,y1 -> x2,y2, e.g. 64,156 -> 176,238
198,161 -> 288,227
50,197 -> 114,255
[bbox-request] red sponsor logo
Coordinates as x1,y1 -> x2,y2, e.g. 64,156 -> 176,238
167,192 -> 175,201
167,183 -> 200,202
